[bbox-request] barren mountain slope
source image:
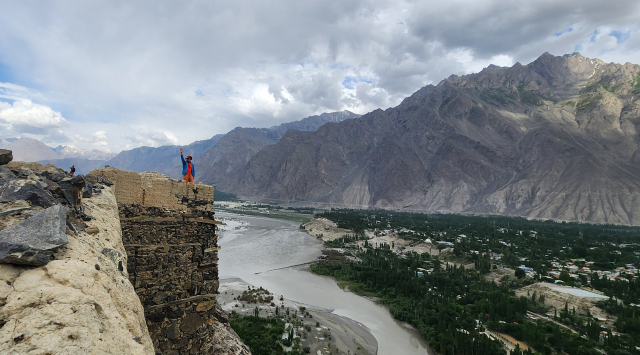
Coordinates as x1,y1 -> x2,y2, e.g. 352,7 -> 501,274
0,138 -> 63,162
198,111 -> 360,185
224,53 -> 640,225
106,135 -> 224,178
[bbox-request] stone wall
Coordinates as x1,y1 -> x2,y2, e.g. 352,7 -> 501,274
89,167 -> 249,355
91,168 -> 214,212
120,205 -> 223,354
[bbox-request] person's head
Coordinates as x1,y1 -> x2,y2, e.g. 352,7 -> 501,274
186,155 -> 192,162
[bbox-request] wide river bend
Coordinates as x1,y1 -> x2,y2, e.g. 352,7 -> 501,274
216,212 -> 432,355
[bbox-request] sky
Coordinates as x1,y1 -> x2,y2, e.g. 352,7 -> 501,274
0,0 -> 639,153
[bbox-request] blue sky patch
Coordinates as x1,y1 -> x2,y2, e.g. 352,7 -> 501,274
610,30 -> 630,44
342,76 -> 358,90
554,27 -> 573,37
195,89 -> 204,97
342,76 -> 374,90
0,62 -> 15,83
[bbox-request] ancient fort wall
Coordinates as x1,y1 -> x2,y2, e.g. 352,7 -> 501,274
90,168 -> 248,355
91,168 -> 214,211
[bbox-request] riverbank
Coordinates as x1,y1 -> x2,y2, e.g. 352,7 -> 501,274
216,201 -> 314,223
216,212 -> 433,355
218,278 -> 377,355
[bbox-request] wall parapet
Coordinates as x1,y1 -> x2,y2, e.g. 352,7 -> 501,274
90,168 -> 214,212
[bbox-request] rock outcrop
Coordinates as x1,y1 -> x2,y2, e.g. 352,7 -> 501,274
90,167 -> 250,355
0,159 -> 154,354
1,159 -> 248,354
0,150 -> 12,166
0,204 -> 68,265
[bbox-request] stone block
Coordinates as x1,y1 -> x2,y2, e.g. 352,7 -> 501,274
0,149 -> 12,165
0,204 -> 68,265
180,313 -> 204,335
0,180 -> 57,208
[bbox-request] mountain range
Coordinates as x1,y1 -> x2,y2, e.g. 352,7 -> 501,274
0,138 -> 115,174
218,53 -> 640,225
5,53 -> 640,225
1,111 -> 359,178
104,110 -> 360,180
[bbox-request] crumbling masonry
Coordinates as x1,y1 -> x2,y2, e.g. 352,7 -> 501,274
91,168 -> 235,354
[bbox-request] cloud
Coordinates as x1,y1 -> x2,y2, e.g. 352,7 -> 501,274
121,125 -> 179,148
91,130 -> 108,147
0,82 -> 42,101
0,99 -> 69,136
0,1 -> 638,152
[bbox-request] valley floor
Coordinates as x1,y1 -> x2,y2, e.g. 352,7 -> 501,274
217,278 -> 378,355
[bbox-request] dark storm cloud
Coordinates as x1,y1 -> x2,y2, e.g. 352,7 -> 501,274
406,0 -> 640,59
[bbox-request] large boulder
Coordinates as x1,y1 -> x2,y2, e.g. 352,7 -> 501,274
0,149 -> 12,165
0,204 -> 68,265
57,175 -> 86,207
0,180 -> 57,208
0,166 -> 15,196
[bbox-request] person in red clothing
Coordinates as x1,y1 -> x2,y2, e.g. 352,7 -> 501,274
180,148 -> 196,197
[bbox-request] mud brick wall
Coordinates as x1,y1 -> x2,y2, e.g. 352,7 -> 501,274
91,167 -> 214,211
120,205 -> 221,354
91,166 -> 225,354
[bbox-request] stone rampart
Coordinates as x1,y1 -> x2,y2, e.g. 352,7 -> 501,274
91,168 -> 214,212
89,167 -> 249,355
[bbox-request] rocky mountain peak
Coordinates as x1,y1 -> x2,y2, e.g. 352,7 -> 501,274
223,52 -> 640,226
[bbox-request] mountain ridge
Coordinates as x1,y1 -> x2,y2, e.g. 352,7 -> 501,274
106,110 -> 359,180
220,52 -> 640,225
197,110 -> 360,185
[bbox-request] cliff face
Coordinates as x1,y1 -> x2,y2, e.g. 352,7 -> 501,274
0,156 -> 249,354
0,162 -> 154,354
225,53 -> 640,225
90,168 -> 250,355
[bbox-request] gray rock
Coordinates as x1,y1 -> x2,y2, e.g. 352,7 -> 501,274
102,247 -> 125,267
99,176 -> 114,186
49,173 -> 65,182
0,180 -> 57,208
0,166 -> 14,180
57,175 -> 85,207
0,149 -> 12,165
0,204 -> 68,265
0,166 -> 16,196
82,183 -> 93,198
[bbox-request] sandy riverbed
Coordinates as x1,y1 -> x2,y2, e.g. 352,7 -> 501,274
218,279 -> 378,355
216,212 -> 433,355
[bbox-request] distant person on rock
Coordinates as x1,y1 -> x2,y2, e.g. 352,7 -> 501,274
69,165 -> 76,176
180,148 -> 196,197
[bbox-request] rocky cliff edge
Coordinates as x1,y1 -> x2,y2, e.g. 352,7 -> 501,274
0,159 -> 154,354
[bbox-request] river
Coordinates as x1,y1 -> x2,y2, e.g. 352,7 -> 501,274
216,211 -> 433,355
